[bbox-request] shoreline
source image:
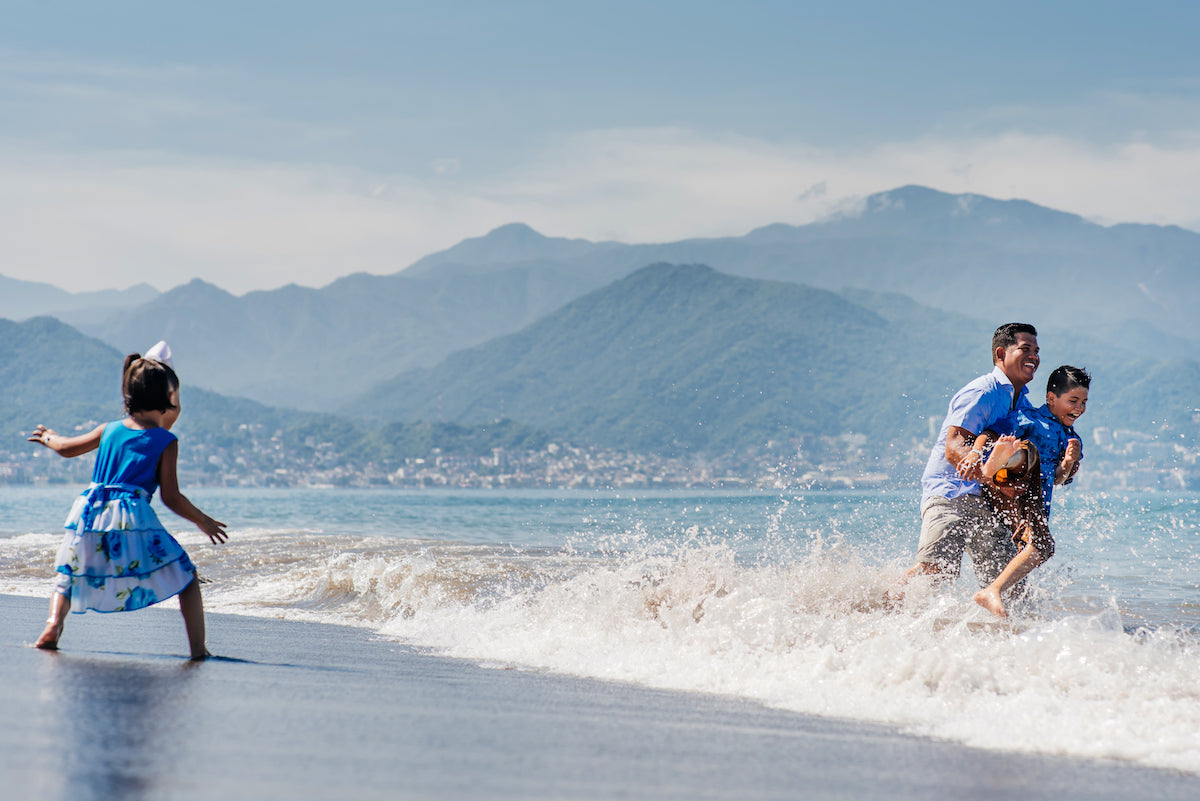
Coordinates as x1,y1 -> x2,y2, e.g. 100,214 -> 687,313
3,593 -> 1199,800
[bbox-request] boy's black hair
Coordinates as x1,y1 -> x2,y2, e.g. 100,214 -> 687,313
123,353 -> 179,414
991,322 -> 1038,360
1047,364 -> 1091,396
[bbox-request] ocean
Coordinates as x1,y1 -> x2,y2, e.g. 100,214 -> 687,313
3,485 -> 1199,774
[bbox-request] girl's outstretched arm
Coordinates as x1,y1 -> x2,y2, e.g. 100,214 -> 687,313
156,441 -> 228,544
28,423 -> 104,458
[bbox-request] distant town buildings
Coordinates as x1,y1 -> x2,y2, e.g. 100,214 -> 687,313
3,423 -> 1197,492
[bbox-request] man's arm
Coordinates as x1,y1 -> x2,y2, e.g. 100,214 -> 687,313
946,425 -> 984,481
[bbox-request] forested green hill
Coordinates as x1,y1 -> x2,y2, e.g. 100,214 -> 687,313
350,263 -> 1199,456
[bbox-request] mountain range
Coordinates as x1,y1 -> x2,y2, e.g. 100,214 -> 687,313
0,316 -> 302,446
0,275 -> 159,326
84,268 -> 586,410
348,262 -> 1197,454
350,263 -> 944,453
407,184 -> 1200,347
6,265 -> 1195,472
2,184 -> 1197,465
0,318 -> 545,476
0,184 -> 1182,412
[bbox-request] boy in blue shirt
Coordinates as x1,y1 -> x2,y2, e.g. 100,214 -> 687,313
971,365 -> 1090,617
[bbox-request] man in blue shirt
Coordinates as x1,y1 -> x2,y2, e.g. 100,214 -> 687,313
892,322 -> 1041,596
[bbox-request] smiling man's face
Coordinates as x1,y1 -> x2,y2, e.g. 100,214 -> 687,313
996,332 -> 1039,390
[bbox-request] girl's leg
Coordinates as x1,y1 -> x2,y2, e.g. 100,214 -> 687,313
178,578 -> 210,660
35,592 -> 70,650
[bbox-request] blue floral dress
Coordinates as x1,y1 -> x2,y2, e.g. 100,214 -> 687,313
53,421 -> 197,613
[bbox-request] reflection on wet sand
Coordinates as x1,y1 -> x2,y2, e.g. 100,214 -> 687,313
35,653 -> 199,801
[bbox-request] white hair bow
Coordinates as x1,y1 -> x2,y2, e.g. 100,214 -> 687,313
144,341 -> 174,368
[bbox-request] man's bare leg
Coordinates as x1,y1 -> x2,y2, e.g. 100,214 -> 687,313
886,562 -> 950,606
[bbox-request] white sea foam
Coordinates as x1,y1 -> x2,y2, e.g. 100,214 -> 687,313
189,530 -> 1200,775
5,487 -> 1199,774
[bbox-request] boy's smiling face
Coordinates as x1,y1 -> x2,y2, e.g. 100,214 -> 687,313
1047,386 -> 1088,427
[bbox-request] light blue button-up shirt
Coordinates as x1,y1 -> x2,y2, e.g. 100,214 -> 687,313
920,366 -> 1033,502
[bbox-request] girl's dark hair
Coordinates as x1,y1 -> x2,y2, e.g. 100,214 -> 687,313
1046,365 -> 1091,396
122,353 -> 180,414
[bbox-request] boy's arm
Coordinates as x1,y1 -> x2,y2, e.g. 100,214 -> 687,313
28,423 -> 104,458
1056,438 -> 1082,484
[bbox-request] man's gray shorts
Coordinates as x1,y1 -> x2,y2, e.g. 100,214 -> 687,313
916,494 -> 1017,585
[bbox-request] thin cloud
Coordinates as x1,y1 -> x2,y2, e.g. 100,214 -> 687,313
3,126 -> 1200,293
479,128 -> 1200,238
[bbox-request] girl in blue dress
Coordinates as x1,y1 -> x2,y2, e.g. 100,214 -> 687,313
29,344 -> 228,659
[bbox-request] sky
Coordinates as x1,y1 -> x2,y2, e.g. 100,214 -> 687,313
3,0 -> 1200,294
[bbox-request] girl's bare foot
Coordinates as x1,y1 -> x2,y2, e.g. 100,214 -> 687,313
973,587 -> 1008,618
34,617 -> 64,650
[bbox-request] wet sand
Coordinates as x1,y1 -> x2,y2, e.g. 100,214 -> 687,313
2,593 -> 1197,801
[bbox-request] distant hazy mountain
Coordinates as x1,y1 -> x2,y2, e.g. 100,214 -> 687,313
84,268 -> 592,411
7,279 -> 1197,471
0,316 -> 302,448
0,275 -> 159,326
83,185 -> 1198,413
346,264 -> 979,453
0,317 -> 126,435
407,186 -> 1200,346
346,263 -> 1198,455
403,222 -> 623,277
0,317 -> 551,477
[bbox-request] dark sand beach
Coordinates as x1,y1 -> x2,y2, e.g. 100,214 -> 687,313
2,593 -> 1197,801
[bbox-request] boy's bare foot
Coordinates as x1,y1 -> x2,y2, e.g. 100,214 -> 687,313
973,588 -> 1008,618
34,618 -> 64,650
189,648 -> 212,662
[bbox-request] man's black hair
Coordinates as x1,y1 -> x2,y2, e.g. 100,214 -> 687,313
991,322 -> 1038,361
